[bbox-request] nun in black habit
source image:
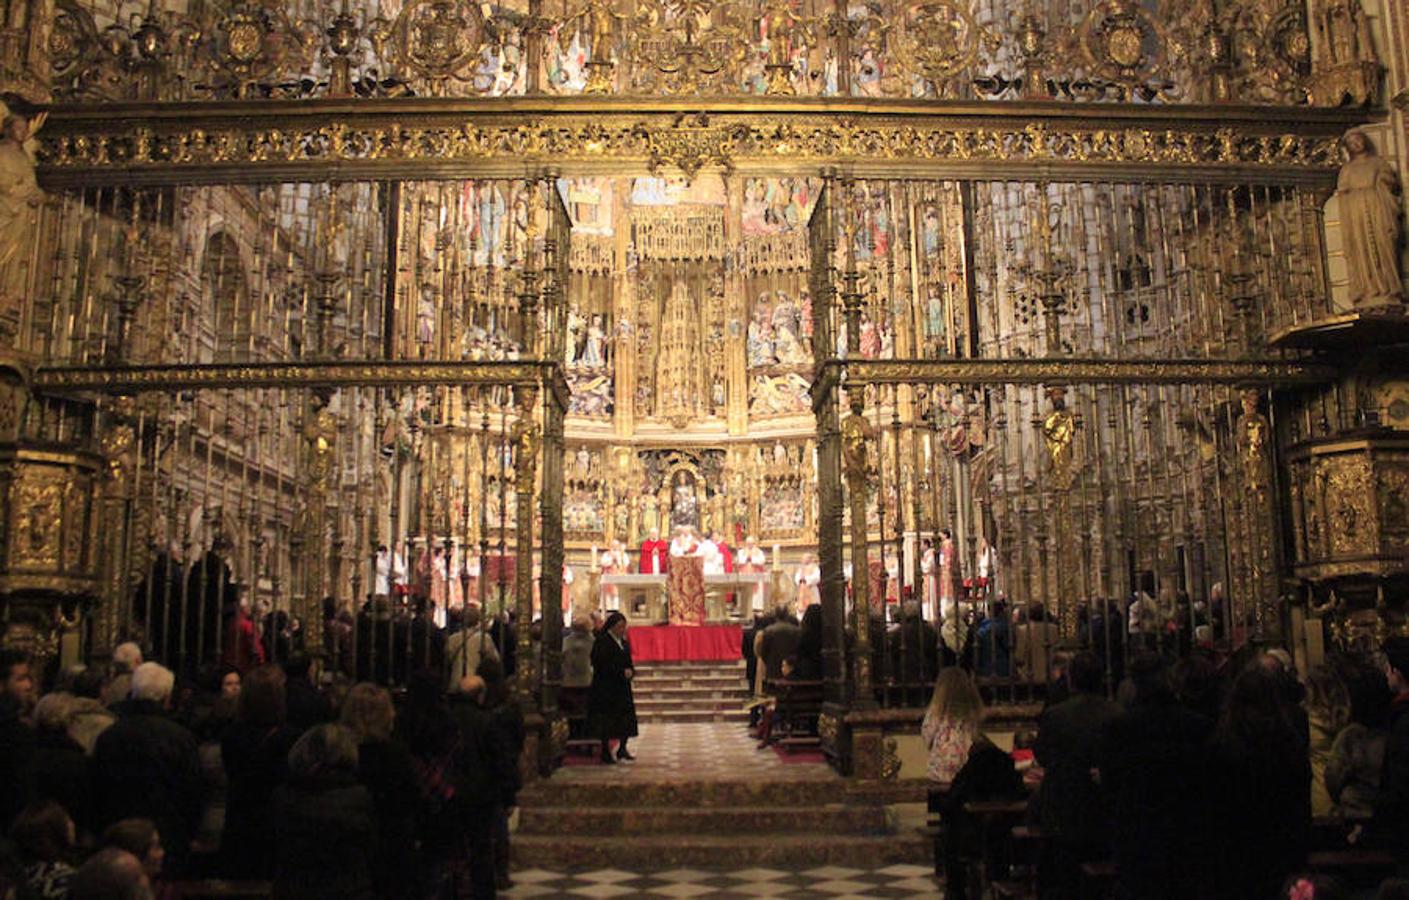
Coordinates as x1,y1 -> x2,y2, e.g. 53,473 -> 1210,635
588,611 -> 638,763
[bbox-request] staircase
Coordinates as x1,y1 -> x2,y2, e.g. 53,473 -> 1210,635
632,659 -> 751,724
514,777 -> 932,869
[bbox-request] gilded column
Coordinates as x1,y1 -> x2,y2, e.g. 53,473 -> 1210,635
842,393 -> 875,706
1235,388 -> 1280,639
512,387 -> 541,704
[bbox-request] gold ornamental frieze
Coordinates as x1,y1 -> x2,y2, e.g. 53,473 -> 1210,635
32,100 -> 1358,184
830,357 -> 1336,386
32,360 -> 572,406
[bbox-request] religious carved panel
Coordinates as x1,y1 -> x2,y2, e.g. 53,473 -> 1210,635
1287,438 -> 1409,582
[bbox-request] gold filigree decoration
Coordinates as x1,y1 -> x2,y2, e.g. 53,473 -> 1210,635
891,1 -> 998,97
1075,0 -> 1175,96
201,0 -> 318,98
627,0 -> 751,95
370,0 -> 487,97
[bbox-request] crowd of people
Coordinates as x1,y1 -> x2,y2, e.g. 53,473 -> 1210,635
0,622 -> 526,900
921,639 -> 1409,900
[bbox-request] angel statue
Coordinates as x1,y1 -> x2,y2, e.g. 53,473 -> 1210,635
0,102 -> 44,304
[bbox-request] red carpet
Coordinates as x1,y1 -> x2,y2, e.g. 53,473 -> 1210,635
629,624 -> 743,662
772,746 -> 826,764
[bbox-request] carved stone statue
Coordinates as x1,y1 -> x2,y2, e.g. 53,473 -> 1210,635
0,103 -> 42,326
1041,386 -> 1076,491
1336,129 -> 1404,310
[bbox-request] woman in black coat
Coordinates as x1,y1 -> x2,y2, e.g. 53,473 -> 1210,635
588,612 -> 638,764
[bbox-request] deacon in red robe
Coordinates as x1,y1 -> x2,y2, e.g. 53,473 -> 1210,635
639,527 -> 669,574
714,531 -> 736,611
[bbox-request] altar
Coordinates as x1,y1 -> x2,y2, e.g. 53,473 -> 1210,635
598,570 -> 768,623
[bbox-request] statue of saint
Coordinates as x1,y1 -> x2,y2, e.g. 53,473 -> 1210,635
0,104 -> 43,312
1041,386 -> 1076,491
1336,130 -> 1404,310
1236,389 -> 1271,496
670,472 -> 698,529
581,314 -> 607,367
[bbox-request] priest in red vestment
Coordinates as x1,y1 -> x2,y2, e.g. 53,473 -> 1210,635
639,527 -> 669,575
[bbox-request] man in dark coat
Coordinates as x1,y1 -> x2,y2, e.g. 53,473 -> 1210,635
92,662 -> 204,874
0,649 -> 36,832
1035,651 -> 1121,898
1096,654 -> 1213,900
588,611 -> 638,764
1377,637 -> 1409,863
283,653 -> 333,732
758,606 -> 801,689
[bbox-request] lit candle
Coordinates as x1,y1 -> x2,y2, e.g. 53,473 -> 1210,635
772,544 -> 780,568
591,543 -> 598,569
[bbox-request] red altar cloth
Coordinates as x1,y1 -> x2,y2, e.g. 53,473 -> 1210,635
627,624 -> 743,663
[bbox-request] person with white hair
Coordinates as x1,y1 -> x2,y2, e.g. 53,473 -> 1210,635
92,662 -> 203,874
101,642 -> 144,708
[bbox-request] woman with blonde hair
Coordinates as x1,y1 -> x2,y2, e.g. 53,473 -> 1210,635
921,667 -> 985,783
341,683 -> 420,900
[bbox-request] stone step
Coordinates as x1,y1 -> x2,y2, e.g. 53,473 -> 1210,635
636,661 -> 745,673
510,831 -> 932,870
631,673 -> 743,687
518,804 -> 888,837
634,698 -> 749,714
522,778 -> 843,809
637,710 -> 751,724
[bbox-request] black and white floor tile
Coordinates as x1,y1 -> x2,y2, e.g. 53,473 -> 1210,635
504,864 -> 942,898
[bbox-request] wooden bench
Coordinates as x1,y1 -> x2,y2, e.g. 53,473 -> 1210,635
963,799 -> 1031,899
766,678 -> 824,751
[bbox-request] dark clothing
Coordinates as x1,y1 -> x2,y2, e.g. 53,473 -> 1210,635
353,612 -> 396,684
400,618 -> 447,684
489,618 -> 517,677
355,739 -> 422,900
1097,701 -> 1212,900
1036,694 -> 1121,845
974,616 -> 1011,678
31,729 -> 90,834
588,634 -> 638,741
484,700 -> 525,809
0,696 -> 34,832
284,677 -> 333,733
887,618 -> 939,685
940,738 -> 1026,900
1200,731 -> 1311,900
1034,693 -> 1121,898
742,623 -> 760,690
1375,692 -> 1409,861
758,620 -> 802,684
272,773 -> 376,900
91,699 -> 203,871
220,721 -> 299,878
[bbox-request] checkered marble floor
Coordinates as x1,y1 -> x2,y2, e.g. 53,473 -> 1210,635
504,864 -> 943,898
559,722 -> 838,783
